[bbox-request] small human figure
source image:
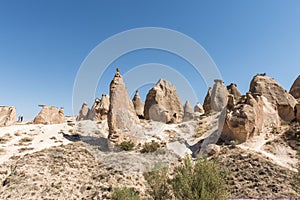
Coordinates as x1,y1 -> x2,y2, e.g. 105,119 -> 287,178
20,116 -> 23,122
18,116 -> 21,122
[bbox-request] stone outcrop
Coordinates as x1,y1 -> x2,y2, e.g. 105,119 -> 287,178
290,75 -> 300,99
108,69 -> 140,143
227,83 -> 242,100
219,92 -> 281,143
183,100 -> 194,121
194,102 -> 204,114
132,90 -> 144,119
33,105 -> 65,125
249,75 -> 297,122
77,103 -> 90,121
203,87 -> 212,113
211,79 -> 229,112
0,106 -> 16,126
144,79 -> 183,123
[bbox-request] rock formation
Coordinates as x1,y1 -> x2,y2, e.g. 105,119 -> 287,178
219,93 -> 263,143
132,90 -> 144,119
0,106 -> 16,126
211,79 -> 229,112
296,102 -> 300,122
227,83 -> 242,100
203,87 -> 212,113
108,68 -> 140,143
33,105 -> 65,125
183,100 -> 194,122
219,92 -> 281,143
249,75 -> 297,122
99,94 -> 110,120
144,79 -> 183,123
194,102 -> 204,114
77,103 -> 90,121
87,98 -> 101,121
290,75 -> 300,99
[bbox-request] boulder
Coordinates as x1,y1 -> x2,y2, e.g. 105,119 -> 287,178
33,105 -> 65,125
194,102 -> 204,114
108,68 -> 140,143
183,100 -> 194,121
249,75 -> 297,122
290,75 -> 300,99
144,79 -> 183,123
76,103 -> 90,121
227,83 -> 242,100
211,79 -> 229,112
0,106 -> 16,126
132,90 -> 144,119
203,87 -> 212,113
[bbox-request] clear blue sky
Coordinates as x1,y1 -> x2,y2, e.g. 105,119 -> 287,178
0,0 -> 300,120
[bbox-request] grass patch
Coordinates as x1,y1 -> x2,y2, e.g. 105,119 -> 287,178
118,141 -> 135,151
111,187 -> 140,200
141,141 -> 160,153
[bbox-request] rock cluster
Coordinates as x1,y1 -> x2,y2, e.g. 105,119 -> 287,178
211,79 -> 229,112
144,79 -> 183,123
203,87 -> 212,113
77,95 -> 110,121
193,102 -> 204,114
33,105 -> 65,125
0,106 -> 16,126
227,83 -> 242,100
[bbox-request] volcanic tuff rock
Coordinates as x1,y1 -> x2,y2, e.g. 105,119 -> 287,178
194,102 -> 204,114
108,68 -> 140,143
211,79 -> 229,112
0,106 -> 16,127
227,83 -> 242,100
132,90 -> 144,118
203,87 -> 212,113
33,105 -> 65,125
99,94 -> 110,120
289,75 -> 300,99
220,93 -> 262,143
144,79 -> 183,123
77,102 -> 90,121
296,103 -> 300,122
87,98 -> 101,121
183,100 -> 194,122
249,75 -> 297,122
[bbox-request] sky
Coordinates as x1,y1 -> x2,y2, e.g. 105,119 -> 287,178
0,0 -> 300,120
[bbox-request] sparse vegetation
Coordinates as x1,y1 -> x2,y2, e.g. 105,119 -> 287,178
141,141 -> 160,153
171,157 -> 228,200
230,140 -> 239,148
144,167 -> 171,200
18,147 -> 34,153
118,140 -> 135,151
111,187 -> 140,200
271,126 -> 279,134
19,137 -> 33,143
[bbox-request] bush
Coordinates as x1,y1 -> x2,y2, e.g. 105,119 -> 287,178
118,141 -> 135,151
141,141 -> 160,153
144,167 -> 171,200
111,187 -> 140,200
171,157 -> 228,200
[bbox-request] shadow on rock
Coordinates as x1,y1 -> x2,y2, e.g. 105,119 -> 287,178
61,132 -> 110,152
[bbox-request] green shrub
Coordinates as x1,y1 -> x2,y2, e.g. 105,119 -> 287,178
171,157 -> 228,200
111,187 -> 140,200
144,167 -> 171,200
141,141 -> 160,153
118,141 -> 135,151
